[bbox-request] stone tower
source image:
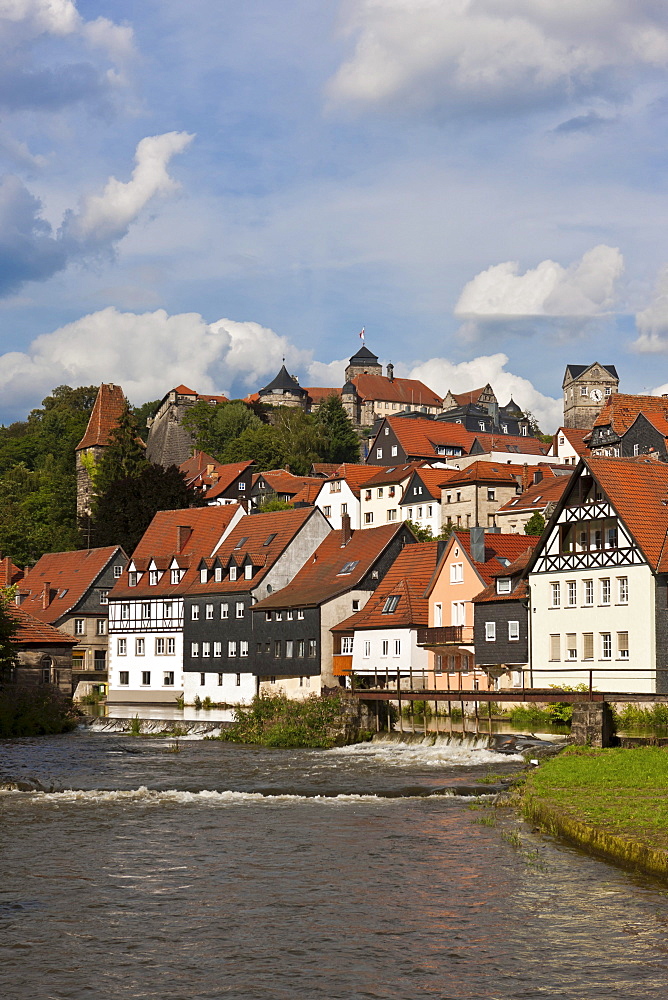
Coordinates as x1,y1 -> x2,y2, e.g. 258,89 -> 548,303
257,364 -> 309,409
75,383 -> 127,519
344,346 -> 382,382
563,364 -> 619,429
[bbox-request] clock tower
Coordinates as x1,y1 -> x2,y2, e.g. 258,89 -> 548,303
563,363 -> 619,429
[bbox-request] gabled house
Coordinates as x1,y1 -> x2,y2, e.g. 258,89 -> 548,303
472,548 -> 535,689
251,517 -> 416,698
332,543 -> 441,689
548,426 -> 591,466
438,461 -> 522,530
526,456 -> 668,694
419,529 -> 539,692
461,432 -> 550,463
587,393 -> 668,457
399,467 -> 459,535
494,473 -> 572,534
440,384 -> 531,436
366,415 -> 473,466
16,545 -> 128,696
251,469 -> 324,508
107,506 -> 244,703
617,411 -> 668,461
358,463 -> 429,528
4,603 -> 78,694
179,453 -> 256,508
313,464 -> 375,529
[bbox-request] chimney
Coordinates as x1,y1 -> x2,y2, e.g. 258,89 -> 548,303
341,512 -> 352,546
176,525 -> 192,552
387,362 -> 394,382
42,582 -> 52,610
522,462 -> 529,491
470,526 -> 485,564
1,557 -> 11,587
284,464 -> 290,473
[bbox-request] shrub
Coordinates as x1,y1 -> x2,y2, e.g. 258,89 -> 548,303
0,685 -> 78,737
219,692 -> 358,748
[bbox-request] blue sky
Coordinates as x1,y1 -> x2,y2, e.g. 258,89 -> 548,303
2,1 -> 668,430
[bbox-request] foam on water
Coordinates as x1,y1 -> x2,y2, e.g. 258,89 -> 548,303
330,739 -> 523,766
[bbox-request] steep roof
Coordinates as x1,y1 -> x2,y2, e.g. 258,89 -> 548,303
472,548 -> 535,605
495,474 -> 571,515
259,365 -> 308,397
321,463 -> 383,498
333,542 -> 440,632
256,470 -> 323,497
76,384 -> 127,451
401,467 -> 460,500
290,482 -> 321,505
18,546 -> 124,624
554,426 -> 591,456
6,602 -> 78,647
451,386 -> 489,406
110,507 -> 242,598
378,415 -> 474,459
202,461 -> 256,500
352,374 -> 442,408
254,522 -> 409,610
563,363 -> 618,384
426,531 -> 539,596
311,463 -> 341,478
638,412 -> 668,440
442,461 -> 523,487
360,462 -> 427,488
469,432 -> 549,456
591,393 -> 668,435
348,345 -> 379,365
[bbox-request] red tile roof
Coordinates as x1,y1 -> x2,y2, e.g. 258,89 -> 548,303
304,387 -> 342,405
254,522 -> 409,610
470,432 -> 549,456
451,386 -> 488,406
377,416 -> 475,459
76,384 -> 127,450
201,460 -> 255,500
472,548 -> 534,605
0,554 -> 23,586
333,542 -> 440,631
633,412 -> 668,440
404,467 -> 460,498
428,531 -> 539,594
443,461 -> 523,487
111,506 -> 242,598
6,602 -> 78,647
360,462 -> 427,488
311,463 -> 341,478
290,482 -> 321,505
592,393 -> 668,435
257,470 -> 323,497
554,426 -> 591,456
18,546 -> 124,624
324,463 -> 385,497
352,374 -> 443,408
495,474 -> 571,515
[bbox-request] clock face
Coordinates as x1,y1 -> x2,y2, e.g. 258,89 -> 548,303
590,388 -> 603,402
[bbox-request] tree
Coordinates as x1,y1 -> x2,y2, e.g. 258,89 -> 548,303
405,520 -> 454,542
257,499 -> 293,513
132,399 -> 161,441
272,409 -> 325,475
0,595 -> 19,683
94,403 -> 148,498
182,400 -> 263,460
316,394 -> 360,463
224,423 -> 286,470
524,511 -> 546,536
91,464 -> 206,554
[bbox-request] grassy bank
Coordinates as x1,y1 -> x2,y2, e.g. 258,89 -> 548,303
523,747 -> 668,878
0,685 -> 78,737
218,692 -> 371,748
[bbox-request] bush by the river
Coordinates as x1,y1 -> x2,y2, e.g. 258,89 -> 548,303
0,685 -> 78,737
219,692 -> 369,748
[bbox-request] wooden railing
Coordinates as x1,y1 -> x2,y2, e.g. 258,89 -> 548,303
416,626 -> 474,646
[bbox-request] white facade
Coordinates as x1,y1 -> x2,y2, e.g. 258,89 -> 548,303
350,627 -> 430,681
400,497 -> 441,535
314,479 -> 360,529
359,476 -> 412,529
184,669 -> 256,705
547,428 -> 584,466
108,600 -> 184,703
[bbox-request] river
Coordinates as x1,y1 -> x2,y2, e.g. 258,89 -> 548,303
1,729 -> 667,999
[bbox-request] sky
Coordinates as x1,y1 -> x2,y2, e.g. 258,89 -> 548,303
3,1 -> 668,431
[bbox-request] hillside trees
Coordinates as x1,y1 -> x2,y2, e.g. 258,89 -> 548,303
315,394 -> 360,463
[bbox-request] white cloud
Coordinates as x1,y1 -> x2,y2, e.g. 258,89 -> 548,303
407,352 -> 561,432
62,132 -> 194,246
306,357 -> 348,387
0,307 -> 313,416
632,265 -> 668,353
455,245 -> 623,317
329,1 -> 668,112
0,2 -> 135,59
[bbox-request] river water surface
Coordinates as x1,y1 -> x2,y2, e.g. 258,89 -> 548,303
1,730 -> 667,999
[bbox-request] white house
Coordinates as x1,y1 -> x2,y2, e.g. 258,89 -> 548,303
313,464 -> 374,529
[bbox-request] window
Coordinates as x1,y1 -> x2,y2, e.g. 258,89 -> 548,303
461,654 -> 469,673
167,638 -> 175,655
487,489 -> 496,501
221,603 -> 229,619
229,566 -> 237,581
99,590 -> 109,605
236,674 -> 242,686
417,507 -> 423,518
364,512 -> 374,524
308,640 -> 317,658
387,509 -> 397,521
128,571 -> 137,587
191,605 -> 200,620
228,641 -> 237,657
450,563 -> 463,583
365,490 -> 372,501
330,480 -> 341,493
606,525 -> 618,548
114,565 -> 123,578
274,640 -> 281,657
199,672 -> 206,686
496,578 -> 511,594
382,640 -> 389,656
580,385 -> 588,396
199,568 -> 208,584
391,445 -> 398,456
236,602 -> 244,619
214,642 -> 222,657
238,480 -> 246,490
298,610 -> 304,620
203,642 -> 211,658
567,581 -> 577,607
376,448 -> 383,459
135,638 -> 145,656
377,488 -> 384,499
323,506 -> 332,517
339,560 -> 360,575
383,595 -> 400,613
485,622 -> 496,641
119,671 -> 129,685
297,640 -> 305,658
600,579 -> 611,605
550,582 -> 560,607
276,612 -> 283,621
617,632 -> 629,659
601,633 -> 612,659
435,655 -> 443,675
364,641 -> 371,658
286,641 -> 294,658
214,566 -> 222,582
142,671 -> 151,686
155,638 -> 165,654
206,604 -> 213,619
427,506 -> 433,517
74,619 -> 85,636
549,634 -> 560,661
171,569 -> 180,584
240,642 -> 248,658
618,577 -> 628,604
508,621 -> 519,641
163,672 -> 175,686
583,633 -> 594,660
117,638 -> 127,655
265,611 -> 272,622
451,601 -> 465,626
393,640 -> 401,656
352,599 -> 360,611
389,486 -> 396,498
164,601 -> 173,619
218,673 -> 223,685
340,503 -> 348,515
583,580 -> 594,606
96,619 -> 106,635
341,637 -> 353,654
191,642 -> 199,657
566,634 -> 577,660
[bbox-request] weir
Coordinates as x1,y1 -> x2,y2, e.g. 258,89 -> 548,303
87,717 -> 234,737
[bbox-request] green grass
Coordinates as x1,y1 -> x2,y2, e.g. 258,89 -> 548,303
524,747 -> 668,853
218,692 -> 367,748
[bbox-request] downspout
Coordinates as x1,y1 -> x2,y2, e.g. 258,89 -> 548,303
475,484 -> 479,527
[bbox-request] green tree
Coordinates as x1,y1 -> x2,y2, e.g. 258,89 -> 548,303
272,409 -> 325,476
405,520 -> 454,542
257,499 -> 293,513
94,403 -> 148,498
316,394 -> 360,463
91,464 -> 206,554
524,511 -> 546,536
224,423 -> 286,470
132,399 -> 161,441
0,595 -> 19,682
183,400 -> 263,459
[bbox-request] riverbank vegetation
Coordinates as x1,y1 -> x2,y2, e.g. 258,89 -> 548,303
0,685 -> 78,737
218,692 -> 371,748
523,747 -> 668,878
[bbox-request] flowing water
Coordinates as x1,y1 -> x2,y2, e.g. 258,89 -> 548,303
1,729 -> 667,1000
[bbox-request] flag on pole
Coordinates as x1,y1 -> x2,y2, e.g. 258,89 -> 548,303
359,327 -> 365,341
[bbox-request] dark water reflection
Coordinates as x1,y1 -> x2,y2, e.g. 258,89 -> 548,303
1,731 -> 667,1000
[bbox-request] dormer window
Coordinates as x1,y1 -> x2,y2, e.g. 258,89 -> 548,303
214,567 -> 222,582
497,578 -> 512,594
244,565 -> 253,580
229,566 -> 237,581
382,595 -> 400,613
128,572 -> 137,587
200,568 -> 208,583
149,570 -> 159,586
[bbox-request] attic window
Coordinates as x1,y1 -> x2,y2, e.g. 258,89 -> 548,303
128,572 -> 137,587
338,560 -> 359,576
58,588 -> 68,598
200,568 -> 208,583
214,567 -> 222,582
382,595 -> 400,613
263,533 -> 277,547
497,578 -> 512,594
510,499 -> 519,506
234,536 -> 249,550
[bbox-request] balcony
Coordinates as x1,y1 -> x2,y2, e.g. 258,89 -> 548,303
416,626 -> 474,649
332,654 -> 353,677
